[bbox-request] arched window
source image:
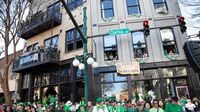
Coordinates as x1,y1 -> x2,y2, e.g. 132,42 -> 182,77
101,0 -> 114,18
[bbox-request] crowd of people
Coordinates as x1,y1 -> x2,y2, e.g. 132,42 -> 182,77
0,95 -> 200,112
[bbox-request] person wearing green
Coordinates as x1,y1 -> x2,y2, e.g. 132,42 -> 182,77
133,102 -> 148,112
92,97 -> 109,112
149,99 -> 164,112
108,98 -> 124,112
77,104 -> 87,112
64,101 -> 72,112
165,96 -> 183,112
124,100 -> 135,112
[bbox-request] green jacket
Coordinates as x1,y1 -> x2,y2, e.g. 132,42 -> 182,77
108,105 -> 125,112
165,102 -> 183,112
133,107 -> 148,112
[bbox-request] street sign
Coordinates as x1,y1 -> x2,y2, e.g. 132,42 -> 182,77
109,28 -> 129,36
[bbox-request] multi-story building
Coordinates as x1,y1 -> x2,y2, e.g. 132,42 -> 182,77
13,0 -> 94,102
91,0 -> 200,100
13,0 -> 200,102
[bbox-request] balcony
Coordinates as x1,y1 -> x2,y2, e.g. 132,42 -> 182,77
13,47 -> 60,73
20,9 -> 62,39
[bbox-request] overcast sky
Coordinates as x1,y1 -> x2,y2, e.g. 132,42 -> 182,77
0,0 -> 200,58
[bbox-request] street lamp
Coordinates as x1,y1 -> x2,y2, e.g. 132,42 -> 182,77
59,0 -> 94,104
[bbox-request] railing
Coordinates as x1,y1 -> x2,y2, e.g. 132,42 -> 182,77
19,9 -> 62,39
13,47 -> 60,72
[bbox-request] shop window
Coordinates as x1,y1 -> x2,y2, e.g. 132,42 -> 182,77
101,83 -> 128,101
76,68 -> 84,80
23,74 -> 30,89
160,28 -> 178,55
103,35 -> 118,61
161,68 -> 173,77
153,0 -> 168,14
132,31 -> 148,58
131,80 -> 161,100
60,83 -> 72,102
173,66 -> 187,76
67,0 -> 83,10
50,70 -> 60,84
101,0 -> 114,18
101,73 -> 114,82
65,26 -> 83,52
143,69 -> 158,79
126,0 -> 141,15
60,65 -> 71,82
114,73 -> 127,81
44,35 -> 59,48
41,74 -> 50,85
34,75 -> 41,87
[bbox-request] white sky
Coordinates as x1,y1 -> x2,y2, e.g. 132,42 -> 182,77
0,0 -> 200,58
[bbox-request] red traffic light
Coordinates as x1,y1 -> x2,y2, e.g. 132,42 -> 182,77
143,20 -> 149,26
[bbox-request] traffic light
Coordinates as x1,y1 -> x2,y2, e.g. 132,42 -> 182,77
143,20 -> 150,37
178,16 -> 187,33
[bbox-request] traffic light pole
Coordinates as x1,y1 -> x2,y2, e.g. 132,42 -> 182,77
60,0 -> 89,103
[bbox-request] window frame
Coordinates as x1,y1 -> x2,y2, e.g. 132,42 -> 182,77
160,28 -> 179,55
26,42 -> 39,52
65,26 -> 83,52
47,1 -> 61,18
103,35 -> 118,61
153,0 -> 168,13
131,31 -> 148,58
44,35 -> 59,48
126,0 -> 141,15
101,0 -> 114,18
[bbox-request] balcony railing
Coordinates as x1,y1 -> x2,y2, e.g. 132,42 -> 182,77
13,47 -> 60,73
19,9 -> 62,39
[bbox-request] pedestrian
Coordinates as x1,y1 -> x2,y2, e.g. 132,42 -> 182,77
133,101 -> 148,112
64,101 -> 72,112
185,99 -> 196,112
149,99 -> 164,112
165,96 -> 183,112
87,101 -> 94,112
107,98 -> 124,112
92,97 -> 109,112
124,100 -> 135,112
144,101 -> 152,111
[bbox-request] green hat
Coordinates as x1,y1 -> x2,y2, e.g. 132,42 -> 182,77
96,97 -> 103,103
109,97 -> 116,103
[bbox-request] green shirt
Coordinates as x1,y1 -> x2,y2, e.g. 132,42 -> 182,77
108,105 -> 125,112
165,102 -> 183,112
149,107 -> 164,112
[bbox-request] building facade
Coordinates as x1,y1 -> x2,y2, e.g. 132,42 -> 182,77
90,0 -> 200,101
13,0 -> 94,102
13,0 -> 200,103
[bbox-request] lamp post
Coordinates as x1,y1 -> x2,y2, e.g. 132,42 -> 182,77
59,0 -> 97,103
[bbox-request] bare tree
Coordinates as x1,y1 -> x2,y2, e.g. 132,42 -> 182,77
0,0 -> 29,105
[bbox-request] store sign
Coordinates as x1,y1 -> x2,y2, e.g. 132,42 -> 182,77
109,28 -> 129,36
116,62 -> 140,75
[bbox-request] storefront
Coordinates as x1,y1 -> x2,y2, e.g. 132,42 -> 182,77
19,60 -> 93,103
93,60 -> 196,101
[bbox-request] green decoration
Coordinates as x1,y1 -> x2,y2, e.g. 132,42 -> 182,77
135,57 -> 149,63
102,17 -> 113,22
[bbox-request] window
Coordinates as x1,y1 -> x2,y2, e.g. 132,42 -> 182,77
101,72 -> 127,82
101,0 -> 114,18
103,35 -> 118,61
67,0 -> 83,10
26,43 -> 39,52
126,0 -> 141,15
65,26 -> 83,52
60,65 -> 71,82
44,35 -> 59,48
76,69 -> 84,80
132,32 -> 148,58
23,74 -> 30,89
153,0 -> 168,14
47,2 -> 60,18
160,28 -> 178,55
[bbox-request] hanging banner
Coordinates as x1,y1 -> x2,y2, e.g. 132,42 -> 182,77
116,62 -> 140,75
